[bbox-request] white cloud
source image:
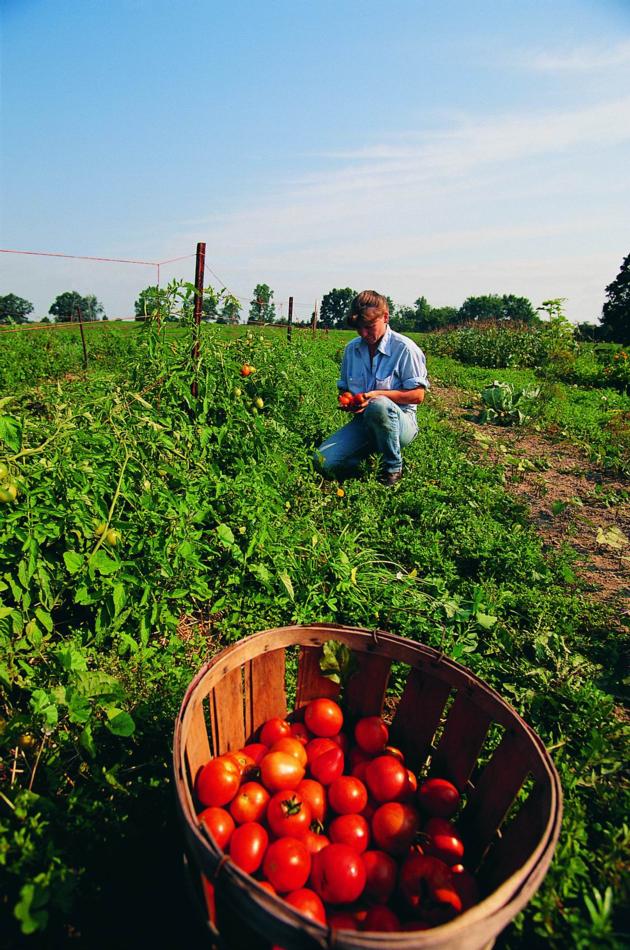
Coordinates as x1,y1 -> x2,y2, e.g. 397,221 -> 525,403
525,40 -> 630,72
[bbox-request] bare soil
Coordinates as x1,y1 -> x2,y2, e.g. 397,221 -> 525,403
429,384 -> 630,629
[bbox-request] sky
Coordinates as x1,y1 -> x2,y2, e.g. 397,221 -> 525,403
1,0 -> 629,323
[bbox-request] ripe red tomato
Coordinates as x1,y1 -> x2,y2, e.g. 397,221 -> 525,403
400,769 -> 418,802
365,755 -> 408,802
306,737 -> 337,766
371,802 -> 420,855
229,821 -> 269,874
399,853 -> 462,924
362,849 -> 397,903
310,746 -> 344,785
285,887 -> 327,925
384,745 -> 405,762
196,756 -> 241,807
270,737 -> 308,769
223,750 -> 256,778
329,731 -> 350,755
229,782 -> 270,825
240,363 -> 255,377
267,791 -> 312,839
289,722 -> 310,745
260,751 -> 305,792
198,806 -> 235,850
304,698 -> 343,737
303,829 -> 330,854
338,392 -> 353,407
452,865 -> 479,911
423,817 -> 465,865
354,716 -> 389,755
328,911 -> 359,931
328,776 -> 368,815
296,779 -> 327,823
362,905 -> 400,932
240,742 -> 268,764
418,778 -> 461,818
262,837 -> 311,893
259,717 -> 291,747
310,843 -> 366,905
329,814 -> 370,853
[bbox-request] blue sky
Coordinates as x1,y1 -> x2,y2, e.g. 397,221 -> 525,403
1,0 -> 629,322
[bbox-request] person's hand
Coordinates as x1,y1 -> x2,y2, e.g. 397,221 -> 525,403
338,392 -> 370,413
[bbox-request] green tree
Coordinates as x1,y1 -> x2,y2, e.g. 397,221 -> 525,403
427,306 -> 459,330
248,284 -> 276,323
49,291 -> 104,322
458,294 -> 536,324
222,297 -> 242,325
134,287 -> 161,321
0,293 -> 34,324
319,288 -> 356,329
601,253 -> 630,344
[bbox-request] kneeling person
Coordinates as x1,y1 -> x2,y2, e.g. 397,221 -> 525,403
315,290 -> 429,485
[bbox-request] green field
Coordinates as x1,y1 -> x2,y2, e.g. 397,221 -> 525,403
0,322 -> 628,947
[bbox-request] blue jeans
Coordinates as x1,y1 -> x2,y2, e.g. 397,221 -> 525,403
315,397 -> 418,477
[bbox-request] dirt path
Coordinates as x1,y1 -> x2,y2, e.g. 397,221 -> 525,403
429,384 -> 630,629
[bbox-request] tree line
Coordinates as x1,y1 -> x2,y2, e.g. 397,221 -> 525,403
2,252 -> 628,342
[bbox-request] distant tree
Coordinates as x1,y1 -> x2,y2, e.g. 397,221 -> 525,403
0,293 -> 34,324
134,287 -> 161,321
222,297 -> 242,325
248,283 -> 276,323
319,288 -> 356,329
601,253 -> 630,344
427,306 -> 459,330
50,291 -> 104,322
458,294 -> 536,325
390,305 -> 416,332
40,315 -> 51,324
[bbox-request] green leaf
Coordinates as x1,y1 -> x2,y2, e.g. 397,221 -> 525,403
80,724 -> 96,757
319,640 -> 357,687
35,607 -> 53,633
475,612 -> 497,629
67,691 -> 92,724
0,415 -> 22,452
105,708 -> 135,737
112,583 -> 126,616
216,523 -> 235,546
596,525 -> 627,551
278,571 -> 294,601
56,645 -> 87,672
14,881 -> 49,935
30,688 -> 58,726
63,551 -> 84,575
90,550 -> 119,575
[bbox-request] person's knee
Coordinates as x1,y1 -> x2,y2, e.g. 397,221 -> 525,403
365,396 -> 393,424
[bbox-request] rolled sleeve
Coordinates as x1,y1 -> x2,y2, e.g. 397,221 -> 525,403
400,347 -> 430,391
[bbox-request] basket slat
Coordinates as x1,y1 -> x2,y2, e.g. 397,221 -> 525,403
295,646 -> 340,708
184,697 -> 212,786
459,728 -> 533,869
430,690 -> 493,788
389,667 -> 452,772
212,667 -> 247,752
482,778 -> 552,892
345,651 -> 392,717
246,649 -> 287,741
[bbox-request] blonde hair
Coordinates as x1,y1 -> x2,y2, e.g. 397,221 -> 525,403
348,290 -> 389,327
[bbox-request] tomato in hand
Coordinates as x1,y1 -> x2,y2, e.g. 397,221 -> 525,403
198,806 -> 235,850
328,814 -> 370,853
285,888 -> 327,925
260,751 -> 305,792
262,837 -> 311,893
371,802 -> 420,855
310,843 -> 366,905
267,791 -> 312,839
196,756 -> 241,807
418,778 -> 461,818
328,776 -> 368,815
229,782 -> 270,825
304,698 -> 343,737
365,755 -> 408,802
354,716 -> 389,755
229,821 -> 269,874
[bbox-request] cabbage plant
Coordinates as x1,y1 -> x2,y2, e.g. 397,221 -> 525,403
479,380 -> 540,425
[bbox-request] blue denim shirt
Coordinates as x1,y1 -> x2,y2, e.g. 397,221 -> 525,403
337,327 -> 430,414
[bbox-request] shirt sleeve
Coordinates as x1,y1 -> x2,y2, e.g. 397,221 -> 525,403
399,342 -> 430,391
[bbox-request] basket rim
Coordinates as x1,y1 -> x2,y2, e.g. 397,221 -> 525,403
173,623 -> 563,947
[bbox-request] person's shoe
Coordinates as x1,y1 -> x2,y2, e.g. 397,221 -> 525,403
379,469 -> 403,486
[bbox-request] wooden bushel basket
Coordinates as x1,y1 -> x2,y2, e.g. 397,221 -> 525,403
173,624 -> 562,949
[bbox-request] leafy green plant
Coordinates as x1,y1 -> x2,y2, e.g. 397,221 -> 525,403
479,380 -> 541,425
